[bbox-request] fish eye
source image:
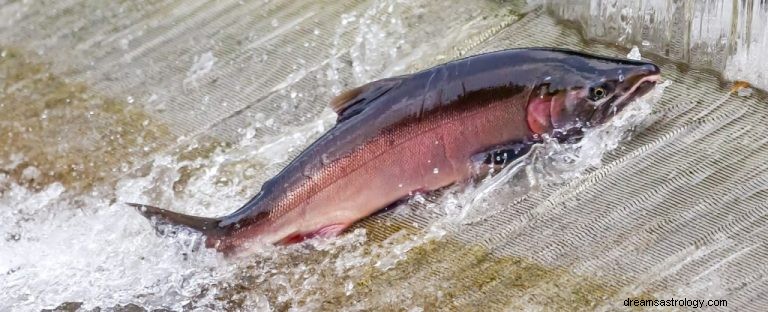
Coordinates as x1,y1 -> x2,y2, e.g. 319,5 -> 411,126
588,85 -> 609,101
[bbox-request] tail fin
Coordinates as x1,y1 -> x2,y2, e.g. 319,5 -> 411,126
127,203 -> 222,237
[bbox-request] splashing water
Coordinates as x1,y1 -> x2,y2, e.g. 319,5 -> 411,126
0,2 -> 669,310
0,169 -> 235,310
428,62 -> 671,227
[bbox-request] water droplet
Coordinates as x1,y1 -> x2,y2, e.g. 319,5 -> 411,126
737,87 -> 753,97
321,153 -> 332,164
126,96 -> 134,103
244,127 -> 256,139
398,184 -> 403,188
433,168 -> 439,174
345,280 -> 354,295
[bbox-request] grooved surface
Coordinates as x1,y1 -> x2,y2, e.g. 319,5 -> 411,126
1,1 -> 766,311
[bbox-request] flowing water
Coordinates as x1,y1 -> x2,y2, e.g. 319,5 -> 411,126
1,0 -> 766,311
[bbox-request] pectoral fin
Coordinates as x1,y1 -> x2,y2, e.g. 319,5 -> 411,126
470,142 -> 533,177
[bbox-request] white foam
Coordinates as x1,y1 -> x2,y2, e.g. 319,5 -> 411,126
0,165 -> 240,310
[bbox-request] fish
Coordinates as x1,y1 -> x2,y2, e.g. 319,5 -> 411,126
128,48 -> 660,253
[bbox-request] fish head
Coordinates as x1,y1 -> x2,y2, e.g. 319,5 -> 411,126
526,51 -> 661,141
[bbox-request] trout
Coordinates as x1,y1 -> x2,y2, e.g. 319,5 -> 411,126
129,48 -> 660,252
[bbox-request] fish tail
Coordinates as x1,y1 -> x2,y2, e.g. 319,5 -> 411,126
127,203 -> 223,238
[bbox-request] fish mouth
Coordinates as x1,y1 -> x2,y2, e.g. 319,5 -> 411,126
629,74 -> 660,99
590,73 -> 660,125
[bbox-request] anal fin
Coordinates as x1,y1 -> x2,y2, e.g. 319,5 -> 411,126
277,223 -> 349,245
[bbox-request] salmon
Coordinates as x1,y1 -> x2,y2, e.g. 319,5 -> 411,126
129,48 -> 661,253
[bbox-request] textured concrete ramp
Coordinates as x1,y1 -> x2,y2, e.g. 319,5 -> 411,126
0,1 -> 765,311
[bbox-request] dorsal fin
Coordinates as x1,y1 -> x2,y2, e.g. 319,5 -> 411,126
329,87 -> 365,113
329,77 -> 404,122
